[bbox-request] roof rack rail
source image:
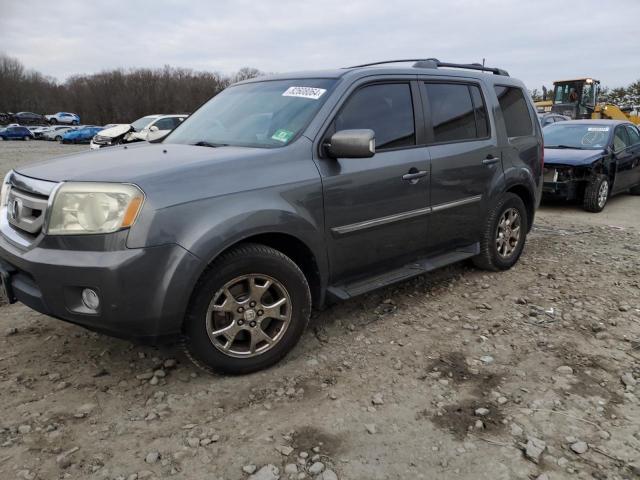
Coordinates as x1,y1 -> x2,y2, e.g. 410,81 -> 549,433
346,58 -> 509,76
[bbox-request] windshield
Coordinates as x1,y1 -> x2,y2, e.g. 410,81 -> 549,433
165,79 -> 337,148
543,123 -> 611,150
131,116 -> 157,131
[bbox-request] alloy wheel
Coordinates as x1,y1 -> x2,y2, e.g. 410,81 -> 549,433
496,207 -> 521,258
206,274 -> 292,358
597,180 -> 608,208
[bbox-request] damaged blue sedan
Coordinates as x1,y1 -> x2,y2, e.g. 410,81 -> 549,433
542,120 -> 640,212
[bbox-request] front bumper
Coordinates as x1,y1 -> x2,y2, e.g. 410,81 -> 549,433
0,228 -> 202,342
542,180 -> 580,200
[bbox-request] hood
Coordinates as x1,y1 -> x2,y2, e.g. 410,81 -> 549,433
97,124 -> 132,138
14,143 -> 271,185
543,148 -> 606,167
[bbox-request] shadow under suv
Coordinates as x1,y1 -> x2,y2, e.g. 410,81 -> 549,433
0,59 -> 543,374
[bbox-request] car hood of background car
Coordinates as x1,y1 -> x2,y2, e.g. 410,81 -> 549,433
543,148 -> 606,166
14,143 -> 276,186
97,124 -> 133,138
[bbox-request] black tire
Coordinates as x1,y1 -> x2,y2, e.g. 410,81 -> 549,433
629,184 -> 640,195
23,136 -> 30,141
473,193 -> 528,271
55,136 -> 62,143
183,243 -> 311,375
583,174 -> 609,212
49,118 -> 57,125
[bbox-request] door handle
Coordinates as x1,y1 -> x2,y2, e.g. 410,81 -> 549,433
402,170 -> 428,182
482,155 -> 500,166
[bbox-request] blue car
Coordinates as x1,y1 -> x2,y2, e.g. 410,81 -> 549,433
0,126 -> 34,141
61,126 -> 104,144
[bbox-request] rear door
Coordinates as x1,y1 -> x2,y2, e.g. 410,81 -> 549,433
612,125 -> 634,192
315,80 -> 431,283
420,80 -> 500,252
624,124 -> 640,188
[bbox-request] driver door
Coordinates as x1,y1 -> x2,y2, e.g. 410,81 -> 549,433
314,81 -> 431,284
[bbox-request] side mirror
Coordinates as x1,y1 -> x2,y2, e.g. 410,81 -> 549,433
149,125 -> 159,132
326,129 -> 375,158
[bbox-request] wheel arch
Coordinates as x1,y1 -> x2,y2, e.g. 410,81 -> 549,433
187,230 -> 327,315
505,184 -> 535,232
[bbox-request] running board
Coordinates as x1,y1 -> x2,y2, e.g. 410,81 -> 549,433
327,243 -> 479,300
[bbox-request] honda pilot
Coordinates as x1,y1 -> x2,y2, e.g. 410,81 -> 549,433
0,59 -> 543,374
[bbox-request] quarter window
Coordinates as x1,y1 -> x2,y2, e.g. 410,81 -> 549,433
494,86 -> 533,137
334,83 -> 415,150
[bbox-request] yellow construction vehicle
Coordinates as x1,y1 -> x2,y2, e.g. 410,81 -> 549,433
534,78 -> 640,125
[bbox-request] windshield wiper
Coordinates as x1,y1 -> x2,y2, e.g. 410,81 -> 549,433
192,141 -> 229,148
546,144 -> 582,149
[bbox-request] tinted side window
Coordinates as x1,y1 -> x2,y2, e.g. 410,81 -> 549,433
613,126 -> 630,151
494,86 -> 533,137
625,125 -> 640,146
470,86 -> 489,138
425,83 -> 476,143
335,83 -> 415,150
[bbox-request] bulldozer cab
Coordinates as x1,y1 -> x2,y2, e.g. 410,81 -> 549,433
550,78 -> 599,119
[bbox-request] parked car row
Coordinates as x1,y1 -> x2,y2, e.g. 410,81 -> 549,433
0,124 -> 106,143
0,111 -> 81,126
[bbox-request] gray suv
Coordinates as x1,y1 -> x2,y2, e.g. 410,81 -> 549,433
0,59 -> 543,374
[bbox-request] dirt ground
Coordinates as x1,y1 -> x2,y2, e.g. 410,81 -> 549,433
0,141 -> 638,480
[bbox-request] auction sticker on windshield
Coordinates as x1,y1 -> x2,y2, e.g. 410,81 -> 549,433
588,127 -> 609,131
282,86 -> 326,100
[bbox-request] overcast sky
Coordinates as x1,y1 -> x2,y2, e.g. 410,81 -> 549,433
1,0 -> 639,90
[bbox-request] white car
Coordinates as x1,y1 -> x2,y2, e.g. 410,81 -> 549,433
90,114 -> 187,150
45,112 -> 80,125
42,126 -> 78,141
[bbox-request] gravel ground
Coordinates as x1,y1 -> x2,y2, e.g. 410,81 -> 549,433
0,141 -> 639,480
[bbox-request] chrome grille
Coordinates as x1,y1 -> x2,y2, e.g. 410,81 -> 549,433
7,188 -> 48,234
5,172 -> 58,237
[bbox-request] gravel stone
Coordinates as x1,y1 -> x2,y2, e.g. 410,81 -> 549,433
144,451 -> 160,464
308,462 -> 325,475
524,437 -> 546,464
474,407 -> 490,416
570,441 -> 588,454
365,423 -> 377,434
248,464 -> 280,480
555,365 -> 574,375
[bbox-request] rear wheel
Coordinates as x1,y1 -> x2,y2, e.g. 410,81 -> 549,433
49,118 -> 57,125
583,174 -> 609,212
183,243 -> 311,375
629,183 -> 640,195
473,193 -> 528,271
23,136 -> 30,141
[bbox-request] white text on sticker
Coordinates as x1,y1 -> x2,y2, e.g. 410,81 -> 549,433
282,86 -> 326,100
588,127 -> 609,132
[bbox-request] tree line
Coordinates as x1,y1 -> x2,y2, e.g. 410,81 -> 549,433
530,80 -> 640,106
0,53 -> 261,125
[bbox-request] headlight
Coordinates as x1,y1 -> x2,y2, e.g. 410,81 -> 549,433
47,183 -> 144,235
0,172 -> 12,207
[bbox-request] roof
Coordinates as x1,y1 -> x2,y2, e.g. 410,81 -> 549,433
237,59 -> 520,86
560,119 -> 630,126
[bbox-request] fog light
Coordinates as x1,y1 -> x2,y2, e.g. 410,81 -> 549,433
81,288 -> 100,310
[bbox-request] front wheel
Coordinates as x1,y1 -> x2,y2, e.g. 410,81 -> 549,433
583,174 -> 609,212
49,119 -> 57,125
183,243 -> 311,375
473,193 -> 528,271
23,136 -> 30,141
